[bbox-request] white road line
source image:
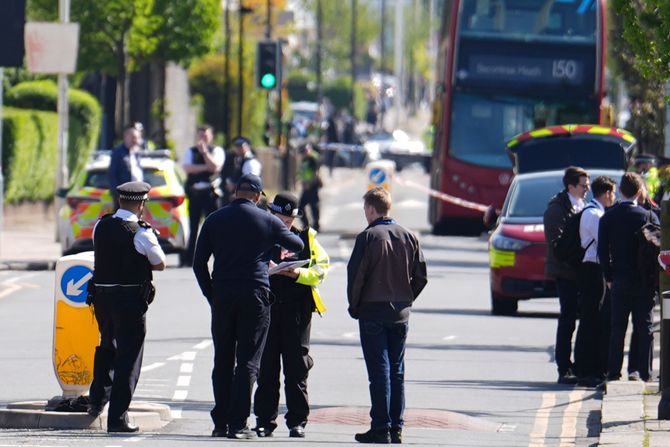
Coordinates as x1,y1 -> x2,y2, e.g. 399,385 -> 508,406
180,363 -> 194,373
176,375 -> 191,387
442,335 -> 457,341
172,389 -> 188,401
0,274 -> 35,299
193,339 -> 212,350
499,423 -> 517,432
342,332 -> 357,339
123,437 -> 145,443
171,407 -> 183,419
558,389 -> 585,446
140,362 -> 165,372
528,392 -> 556,447
168,351 -> 196,361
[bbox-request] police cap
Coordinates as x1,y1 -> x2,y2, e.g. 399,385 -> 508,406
269,192 -> 302,217
117,181 -> 151,201
236,174 -> 265,195
232,136 -> 251,146
635,153 -> 657,165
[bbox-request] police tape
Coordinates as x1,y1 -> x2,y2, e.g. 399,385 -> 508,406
393,175 -> 495,213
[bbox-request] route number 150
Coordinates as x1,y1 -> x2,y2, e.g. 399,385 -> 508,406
552,59 -> 578,80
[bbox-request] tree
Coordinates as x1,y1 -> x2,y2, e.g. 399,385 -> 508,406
610,0 -> 666,154
612,0 -> 670,81
28,0 -> 219,139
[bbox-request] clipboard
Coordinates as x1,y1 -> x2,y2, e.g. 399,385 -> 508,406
268,259 -> 310,276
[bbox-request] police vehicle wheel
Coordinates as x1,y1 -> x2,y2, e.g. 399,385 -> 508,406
490,292 -> 518,316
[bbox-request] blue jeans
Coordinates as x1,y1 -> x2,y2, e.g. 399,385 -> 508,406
359,319 -> 408,430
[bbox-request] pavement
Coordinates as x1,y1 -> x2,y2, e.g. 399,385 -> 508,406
3,203 -> 670,444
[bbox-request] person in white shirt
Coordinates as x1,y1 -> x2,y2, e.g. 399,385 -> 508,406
574,176 -> 617,387
182,124 -> 225,267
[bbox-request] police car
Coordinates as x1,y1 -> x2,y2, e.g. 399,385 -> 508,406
58,150 -> 190,257
488,125 -> 635,315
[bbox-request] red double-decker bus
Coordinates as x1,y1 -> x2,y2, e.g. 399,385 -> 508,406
430,0 -> 609,234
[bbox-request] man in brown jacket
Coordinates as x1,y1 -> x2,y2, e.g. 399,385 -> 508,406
347,187 -> 427,444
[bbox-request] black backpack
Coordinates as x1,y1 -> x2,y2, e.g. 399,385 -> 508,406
636,211 -> 661,295
552,206 -> 595,267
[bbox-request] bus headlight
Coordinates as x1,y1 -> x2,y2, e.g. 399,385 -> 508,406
490,233 -> 532,251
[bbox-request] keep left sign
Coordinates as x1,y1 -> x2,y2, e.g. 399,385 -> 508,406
60,265 -> 93,305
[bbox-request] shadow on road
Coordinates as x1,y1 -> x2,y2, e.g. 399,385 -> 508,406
413,308 -> 559,319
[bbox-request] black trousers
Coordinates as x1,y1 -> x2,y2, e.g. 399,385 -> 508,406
185,189 -> 218,265
210,287 -> 271,430
607,278 -> 655,381
575,262 -> 610,378
299,187 -> 320,231
254,298 -> 314,430
88,287 -> 147,424
555,277 -> 579,375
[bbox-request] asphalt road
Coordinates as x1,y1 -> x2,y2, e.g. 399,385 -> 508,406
0,166 -> 603,446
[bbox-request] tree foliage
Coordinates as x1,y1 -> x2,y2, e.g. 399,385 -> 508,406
612,0 -> 670,81
610,0 -> 666,154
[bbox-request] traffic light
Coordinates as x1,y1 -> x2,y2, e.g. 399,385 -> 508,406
256,41 -> 280,90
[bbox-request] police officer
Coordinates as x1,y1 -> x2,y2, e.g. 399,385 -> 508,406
192,175 -> 304,439
221,137 -> 262,205
109,125 -> 144,209
86,181 -> 166,433
182,124 -> 225,267
253,192 -> 329,438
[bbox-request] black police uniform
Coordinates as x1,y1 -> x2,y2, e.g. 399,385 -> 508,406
192,175 -> 304,438
184,145 -> 220,265
87,182 -> 163,432
253,227 -> 314,435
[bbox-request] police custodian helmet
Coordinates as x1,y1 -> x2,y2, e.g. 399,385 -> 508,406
117,181 -> 151,201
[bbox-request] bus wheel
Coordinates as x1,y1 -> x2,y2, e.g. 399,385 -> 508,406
491,292 -> 518,316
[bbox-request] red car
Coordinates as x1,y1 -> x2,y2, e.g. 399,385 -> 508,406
488,125 -> 635,315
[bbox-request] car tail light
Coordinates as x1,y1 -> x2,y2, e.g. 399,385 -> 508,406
67,196 -> 99,208
153,196 -> 185,208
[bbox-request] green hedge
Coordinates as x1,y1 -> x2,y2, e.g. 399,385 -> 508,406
5,80 -> 101,184
1,107 -> 58,203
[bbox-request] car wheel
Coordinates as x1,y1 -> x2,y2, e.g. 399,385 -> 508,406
491,292 -> 518,316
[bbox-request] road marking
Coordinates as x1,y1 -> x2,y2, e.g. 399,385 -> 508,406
180,363 -> 193,373
193,339 -> 212,350
123,437 -> 145,443
170,407 -> 183,419
442,335 -> 457,341
168,351 -> 196,361
558,389 -> 585,446
528,392 -> 556,447
499,423 -> 517,432
176,375 -> 191,387
0,273 -> 36,299
342,332 -> 357,339
172,390 -> 188,401
140,362 -> 165,372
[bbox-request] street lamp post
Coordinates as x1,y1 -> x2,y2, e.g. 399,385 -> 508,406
350,0 -> 357,116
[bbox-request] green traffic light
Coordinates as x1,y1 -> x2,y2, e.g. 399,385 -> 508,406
260,73 -> 277,89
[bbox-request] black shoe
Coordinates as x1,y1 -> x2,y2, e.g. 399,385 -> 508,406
253,426 -> 274,438
390,427 -> 402,444
355,428 -> 391,444
227,426 -> 257,439
107,420 -> 139,433
211,426 -> 228,437
557,371 -> 578,385
87,404 -> 104,417
289,426 -> 305,438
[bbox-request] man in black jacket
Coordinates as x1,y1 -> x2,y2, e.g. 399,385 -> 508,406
193,174 -> 304,439
543,166 -> 590,384
347,187 -> 427,444
598,172 -> 656,382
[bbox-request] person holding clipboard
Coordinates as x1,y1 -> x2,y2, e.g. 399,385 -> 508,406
253,192 -> 330,439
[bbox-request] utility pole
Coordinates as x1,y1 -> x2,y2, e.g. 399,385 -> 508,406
380,0 -> 386,130
350,0 -> 357,116
237,2 -> 245,137
316,0 -> 323,109
57,0 -> 70,191
393,0 -> 404,128
224,0 -> 231,147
